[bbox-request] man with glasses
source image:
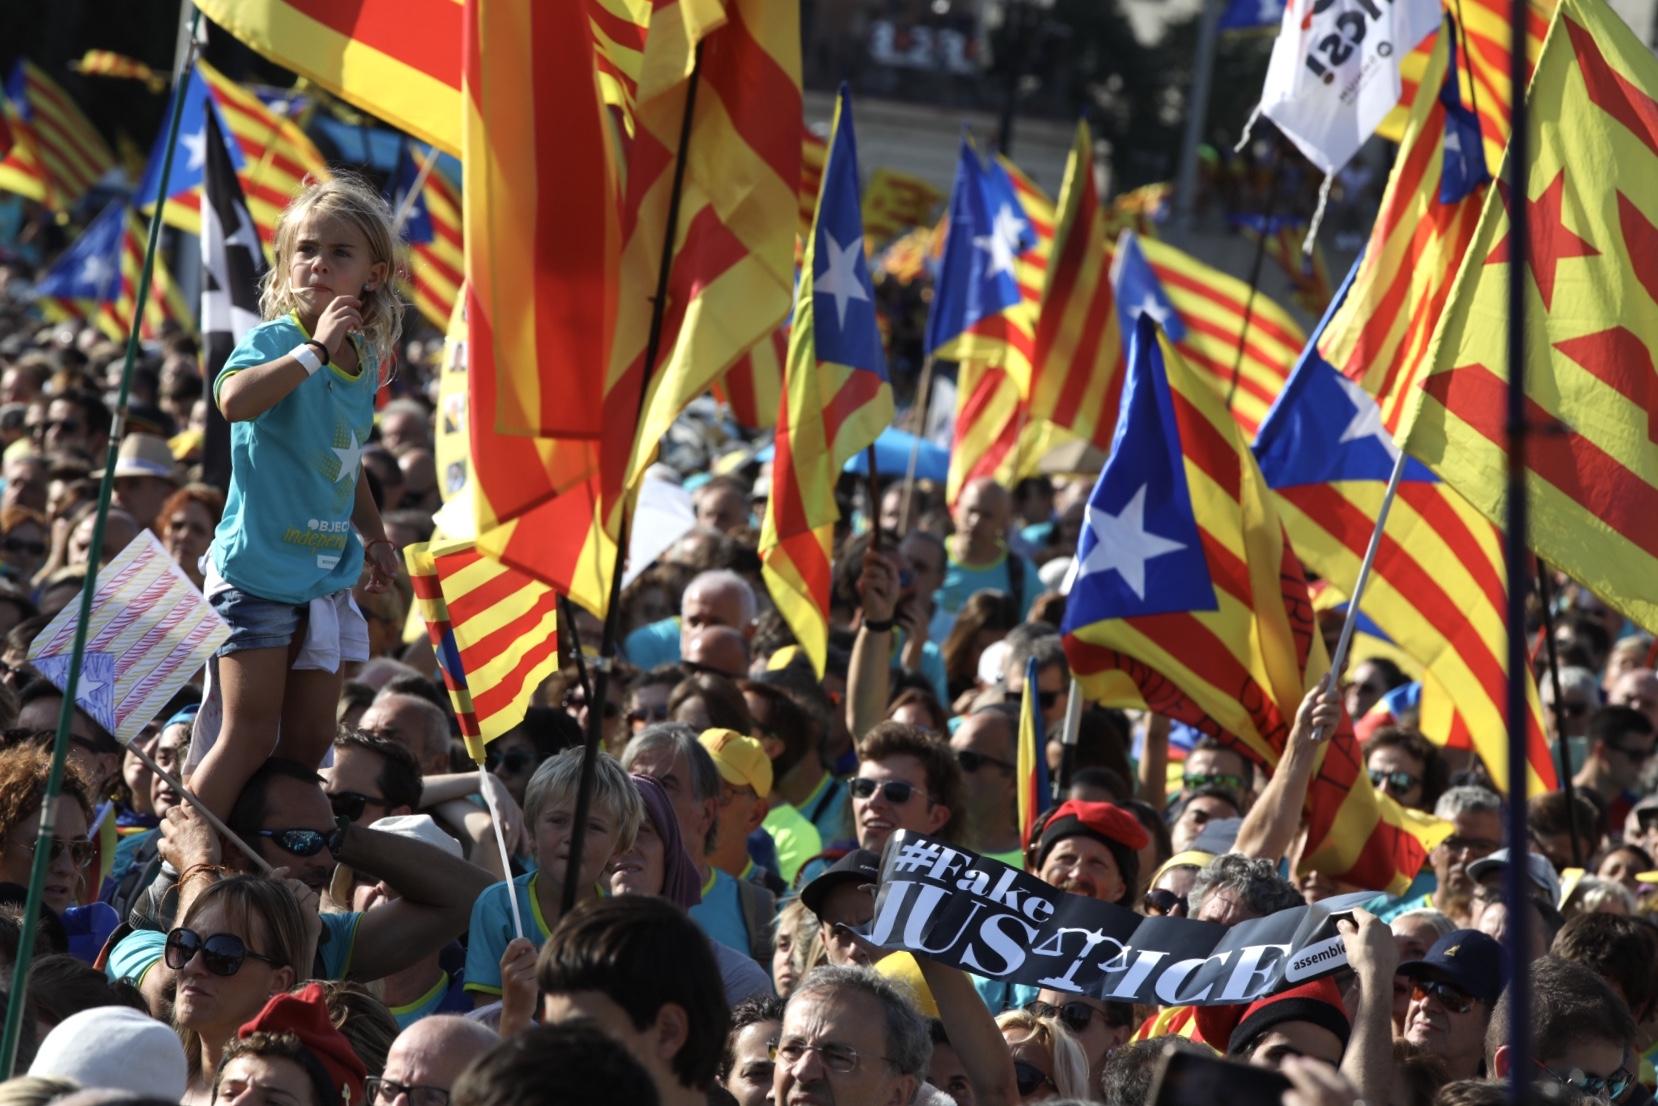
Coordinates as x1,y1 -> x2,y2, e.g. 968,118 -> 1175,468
1022,990 -> 1133,1090
772,963 -> 932,1106
1486,955 -> 1638,1100
1377,785 -> 1503,926
1542,664 -> 1603,741
325,730 -> 421,828
372,1015 -> 498,1106
1398,929 -> 1505,1080
1001,630 -> 1070,734
850,722 -> 963,855
948,705 -> 1023,867
1573,705 -> 1656,833
1608,667 -> 1658,734
1176,736 -> 1255,812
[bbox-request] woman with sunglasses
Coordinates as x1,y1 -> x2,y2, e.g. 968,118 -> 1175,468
0,743 -> 94,918
163,876 -> 313,1105
993,1009 -> 1090,1102
483,707 -> 578,808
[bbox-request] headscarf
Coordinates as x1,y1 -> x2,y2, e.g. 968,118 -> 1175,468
630,773 -> 703,909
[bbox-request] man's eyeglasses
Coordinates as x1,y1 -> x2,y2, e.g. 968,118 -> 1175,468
11,835 -> 95,869
1005,688 -> 1061,709
327,791 -> 386,823
258,828 -> 331,857
485,747 -> 534,775
625,703 -> 670,727
849,777 -> 932,805
1182,772 -> 1248,793
1368,768 -> 1421,795
33,419 -> 80,440
1410,979 -> 1477,1015
1142,888 -> 1188,917
1438,834 -> 1500,858
1534,1060 -> 1633,1101
366,1077 -> 450,1106
164,927 -> 279,977
1557,699 -> 1591,718
770,1038 -> 891,1074
1014,1060 -> 1057,1096
956,749 -> 1015,774
1023,998 -> 1134,1035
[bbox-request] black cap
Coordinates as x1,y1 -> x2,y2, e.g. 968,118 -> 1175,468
799,848 -> 880,918
1397,929 -> 1506,1004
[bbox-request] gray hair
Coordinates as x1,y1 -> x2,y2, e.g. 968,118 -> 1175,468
1390,908 -> 1457,940
1187,854 -> 1303,919
1434,784 -> 1503,822
683,568 -> 757,626
1004,625 -> 1067,684
621,723 -> 721,803
789,965 -> 931,1078
1542,666 -> 1604,709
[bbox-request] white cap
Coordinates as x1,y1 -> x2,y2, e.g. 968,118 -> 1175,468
368,813 -> 464,857
30,1005 -> 187,1101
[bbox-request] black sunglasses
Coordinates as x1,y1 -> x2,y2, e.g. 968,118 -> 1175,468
1014,1060 -> 1056,1096
164,927 -> 279,976
956,749 -> 1015,774
1368,768 -> 1421,794
486,747 -> 535,774
1024,998 -> 1133,1034
258,828 -> 330,857
849,777 -> 931,805
328,791 -> 385,823
1143,888 -> 1188,916
1006,688 -> 1060,709
1411,979 -> 1477,1015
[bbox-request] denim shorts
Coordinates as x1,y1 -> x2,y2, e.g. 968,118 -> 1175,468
210,585 -> 307,655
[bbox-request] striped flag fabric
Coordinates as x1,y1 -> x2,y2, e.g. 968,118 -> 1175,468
862,167 -> 944,250
1029,119 -> 1126,458
0,60 -> 114,212
1016,654 -> 1052,851
36,201 -> 192,343
133,60 -> 331,249
760,85 -> 893,676
391,145 -> 464,330
1063,315 -> 1426,893
405,539 -> 561,760
799,129 -> 826,242
714,323 -> 786,430
1316,28 -> 1491,436
1254,263 -> 1557,795
71,50 -> 166,92
1400,0 -> 1658,632
194,0 -> 464,156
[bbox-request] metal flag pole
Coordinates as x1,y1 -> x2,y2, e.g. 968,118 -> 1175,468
563,46 -> 706,916
1055,677 -> 1083,799
1225,147 -> 1284,411
1534,564 -> 1582,865
1173,0 -> 1224,231
391,146 -> 440,234
0,4 -> 201,1077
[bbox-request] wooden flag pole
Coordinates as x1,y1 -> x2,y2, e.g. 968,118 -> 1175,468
122,738 -> 272,874
0,5 -> 201,1078
563,46 -> 705,916
392,147 -> 440,234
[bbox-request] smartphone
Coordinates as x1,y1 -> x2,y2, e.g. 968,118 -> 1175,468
1148,1047 -> 1291,1106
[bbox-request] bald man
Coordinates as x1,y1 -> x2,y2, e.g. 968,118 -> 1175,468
360,692 -> 452,776
624,568 -> 758,671
683,625 -> 750,679
935,477 -> 1042,630
381,1016 -> 498,1100
1609,668 -> 1658,734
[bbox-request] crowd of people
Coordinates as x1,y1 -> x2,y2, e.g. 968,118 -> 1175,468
0,177 -> 1652,1106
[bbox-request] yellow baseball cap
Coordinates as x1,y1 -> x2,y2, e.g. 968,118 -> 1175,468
699,727 -> 772,798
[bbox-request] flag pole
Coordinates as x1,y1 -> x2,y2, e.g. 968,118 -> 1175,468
1532,564 -> 1581,864
1501,0 -> 1533,1095
1320,446 -> 1410,735
898,354 -> 937,530
1225,146 -> 1283,412
864,443 -> 884,550
120,737 -> 272,873
558,594 -> 596,709
0,5 -> 201,1078
562,46 -> 705,916
1055,677 -> 1082,800
392,147 -> 440,234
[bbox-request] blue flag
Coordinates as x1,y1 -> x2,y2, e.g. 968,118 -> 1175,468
810,86 -> 886,379
1219,0 -> 1286,30
133,67 -> 242,208
390,144 -> 436,248
36,201 -> 125,302
1111,232 -> 1186,345
924,139 -> 1032,355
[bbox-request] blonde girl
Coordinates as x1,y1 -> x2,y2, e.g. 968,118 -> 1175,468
191,174 -> 405,820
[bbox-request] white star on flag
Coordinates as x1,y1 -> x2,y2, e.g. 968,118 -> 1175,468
972,203 -> 1026,277
1129,291 -> 1172,326
78,253 -> 112,290
181,127 -> 207,172
1077,485 -> 1186,601
331,428 -> 363,484
1443,125 -> 1462,157
1333,373 -> 1399,459
815,233 -> 870,330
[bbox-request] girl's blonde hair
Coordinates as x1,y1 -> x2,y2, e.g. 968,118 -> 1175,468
260,173 -> 407,367
995,1009 -> 1092,1100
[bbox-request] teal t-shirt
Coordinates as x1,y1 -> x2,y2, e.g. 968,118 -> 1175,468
388,970 -> 470,1029
935,547 -> 1043,624
463,871 -> 558,996
209,315 -> 377,604
107,912 -> 361,984
624,617 -> 681,670
689,867 -> 750,957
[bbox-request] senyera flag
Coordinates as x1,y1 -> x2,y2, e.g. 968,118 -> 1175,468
1016,655 -> 1052,851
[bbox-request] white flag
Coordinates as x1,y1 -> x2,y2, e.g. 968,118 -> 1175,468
1257,0 -> 1442,173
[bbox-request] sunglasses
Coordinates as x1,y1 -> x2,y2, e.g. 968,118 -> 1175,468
327,790 -> 385,823
1535,1060 -> 1633,1101
1014,1060 -> 1056,1096
1024,998 -> 1133,1035
257,827 -> 330,857
1368,768 -> 1421,794
1005,688 -> 1061,709
956,749 -> 1015,774
486,747 -> 535,775
1182,772 -> 1247,793
625,703 -> 670,727
849,777 -> 932,805
164,927 -> 279,976
33,419 -> 80,438
13,835 -> 95,869
1411,979 -> 1477,1015
1143,888 -> 1188,916
0,537 -> 44,557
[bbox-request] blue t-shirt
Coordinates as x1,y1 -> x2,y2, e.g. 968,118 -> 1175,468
689,867 -> 750,957
935,547 -> 1043,623
463,871 -> 557,997
623,617 -> 681,670
106,827 -> 156,893
389,970 -> 472,1028
210,315 -> 377,604
107,912 -> 361,983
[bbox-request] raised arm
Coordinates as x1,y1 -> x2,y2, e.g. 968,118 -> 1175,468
916,957 -> 1019,1106
1233,681 -> 1339,862
847,548 -> 900,740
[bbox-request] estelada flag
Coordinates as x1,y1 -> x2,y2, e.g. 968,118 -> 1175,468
1016,655 -> 1052,851
1399,0 -> 1658,633
1065,315 -> 1426,893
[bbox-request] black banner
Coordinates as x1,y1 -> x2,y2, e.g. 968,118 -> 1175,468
862,831 -> 1374,1007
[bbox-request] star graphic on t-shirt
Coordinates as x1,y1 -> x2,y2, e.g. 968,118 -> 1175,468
331,428 -> 363,484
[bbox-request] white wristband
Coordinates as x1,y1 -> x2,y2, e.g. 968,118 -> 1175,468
291,342 -> 323,376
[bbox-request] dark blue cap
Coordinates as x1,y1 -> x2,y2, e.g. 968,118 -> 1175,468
1397,928 -> 1505,1004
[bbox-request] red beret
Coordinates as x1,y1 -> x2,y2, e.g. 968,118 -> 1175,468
239,983 -> 367,1106
1194,977 -> 1350,1057
1036,799 -> 1151,865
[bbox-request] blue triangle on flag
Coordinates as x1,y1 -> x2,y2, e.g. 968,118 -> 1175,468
1438,18 -> 1491,205
31,649 -> 118,735
810,86 -> 885,380
1112,233 -> 1186,345
134,67 -> 243,208
35,201 -> 126,302
924,139 -> 1028,354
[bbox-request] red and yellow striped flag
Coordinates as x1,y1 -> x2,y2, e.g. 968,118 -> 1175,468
71,50 -> 166,92
1400,0 -> 1658,632
0,60 -> 114,212
194,0 -> 464,156
862,167 -> 944,250
1029,120 -> 1126,457
799,129 -> 826,243
714,324 -> 786,430
393,147 -> 464,331
39,206 -> 191,343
